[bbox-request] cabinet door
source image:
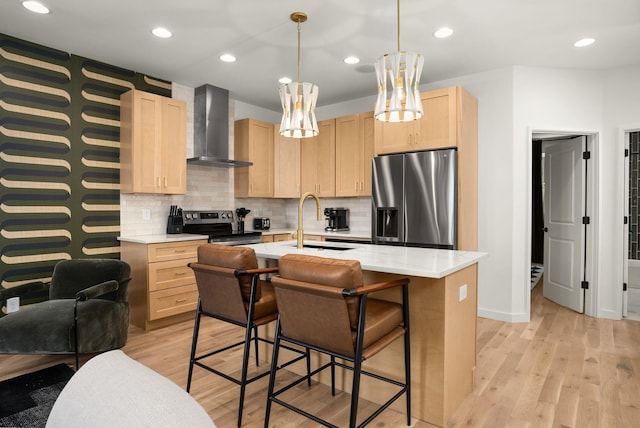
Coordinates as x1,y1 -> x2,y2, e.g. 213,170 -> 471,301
374,117 -> 411,155
335,114 -> 361,196
234,119 -> 274,197
274,127 -> 300,198
128,90 -> 163,193
361,111 -> 375,196
336,112 -> 374,197
301,119 -> 335,196
161,98 -> 187,194
249,120 -> 274,197
414,87 -> 457,149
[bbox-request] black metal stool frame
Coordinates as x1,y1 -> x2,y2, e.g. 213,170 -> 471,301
187,267 -> 309,427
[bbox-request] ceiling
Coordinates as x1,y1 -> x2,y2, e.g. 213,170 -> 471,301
2,0 -> 639,112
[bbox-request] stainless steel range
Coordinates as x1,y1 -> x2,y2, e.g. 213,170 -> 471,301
182,210 -> 262,245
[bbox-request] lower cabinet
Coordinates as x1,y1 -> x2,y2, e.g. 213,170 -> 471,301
120,239 -> 207,330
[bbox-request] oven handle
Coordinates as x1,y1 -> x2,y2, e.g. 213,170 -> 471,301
209,238 -> 262,246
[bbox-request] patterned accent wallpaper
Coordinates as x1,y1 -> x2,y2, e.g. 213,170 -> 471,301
0,33 -> 171,296
630,131 -> 640,260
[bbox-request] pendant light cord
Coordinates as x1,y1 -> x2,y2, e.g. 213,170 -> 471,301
297,20 -> 301,83
397,0 -> 401,51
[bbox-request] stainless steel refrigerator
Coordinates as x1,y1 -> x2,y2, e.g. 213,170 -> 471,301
372,149 -> 457,249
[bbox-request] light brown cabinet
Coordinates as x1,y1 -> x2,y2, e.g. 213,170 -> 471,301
300,119 -> 335,197
335,111 -> 374,197
120,239 -> 207,330
120,89 -> 187,194
273,127 -> 301,198
374,87 -> 458,155
234,118 -> 274,197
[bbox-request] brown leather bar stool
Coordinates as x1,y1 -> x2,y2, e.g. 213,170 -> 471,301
187,244 -> 307,427
265,254 -> 411,428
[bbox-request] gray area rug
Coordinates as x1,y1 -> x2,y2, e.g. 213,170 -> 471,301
0,364 -> 74,427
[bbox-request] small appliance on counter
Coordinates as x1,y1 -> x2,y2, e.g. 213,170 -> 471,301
253,217 -> 271,230
182,210 -> 262,245
235,207 -> 250,233
324,208 -> 349,232
166,205 -> 183,234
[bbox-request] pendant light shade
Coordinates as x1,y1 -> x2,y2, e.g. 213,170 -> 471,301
280,12 -> 319,138
374,0 -> 424,122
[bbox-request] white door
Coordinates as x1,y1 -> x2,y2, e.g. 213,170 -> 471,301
542,137 -> 586,312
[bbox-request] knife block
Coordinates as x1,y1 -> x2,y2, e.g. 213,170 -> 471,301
166,215 -> 183,234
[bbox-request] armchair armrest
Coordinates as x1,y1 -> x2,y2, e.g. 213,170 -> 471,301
0,281 -> 49,301
342,277 -> 410,297
75,279 -> 120,302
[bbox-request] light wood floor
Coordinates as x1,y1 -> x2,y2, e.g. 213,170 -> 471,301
2,278 -> 640,427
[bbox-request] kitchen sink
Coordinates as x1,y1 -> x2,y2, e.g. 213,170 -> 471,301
291,243 -> 354,251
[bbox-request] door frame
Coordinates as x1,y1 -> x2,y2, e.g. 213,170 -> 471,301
526,128 -> 599,318
621,127 -> 640,318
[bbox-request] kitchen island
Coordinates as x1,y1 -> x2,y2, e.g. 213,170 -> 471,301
243,240 -> 487,427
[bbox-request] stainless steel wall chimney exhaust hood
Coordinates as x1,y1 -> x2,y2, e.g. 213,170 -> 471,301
188,84 -> 252,168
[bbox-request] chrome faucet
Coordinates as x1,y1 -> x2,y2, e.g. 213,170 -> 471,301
296,192 -> 322,249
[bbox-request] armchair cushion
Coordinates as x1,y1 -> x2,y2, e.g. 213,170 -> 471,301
50,259 -> 130,302
0,299 -> 128,354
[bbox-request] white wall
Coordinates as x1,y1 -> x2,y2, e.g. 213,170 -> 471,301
602,65 -> 640,318
513,67 -> 605,320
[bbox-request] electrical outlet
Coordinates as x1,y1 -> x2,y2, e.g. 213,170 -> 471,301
142,209 -> 151,220
459,284 -> 467,302
7,297 -> 20,313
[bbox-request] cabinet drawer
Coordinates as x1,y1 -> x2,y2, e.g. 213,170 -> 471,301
149,284 -> 198,320
148,258 -> 196,292
273,233 -> 293,242
147,240 -> 205,263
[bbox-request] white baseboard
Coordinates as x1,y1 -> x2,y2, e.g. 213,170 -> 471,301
477,308 -> 530,323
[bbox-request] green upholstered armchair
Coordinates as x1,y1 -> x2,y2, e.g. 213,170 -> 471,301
0,259 -> 131,368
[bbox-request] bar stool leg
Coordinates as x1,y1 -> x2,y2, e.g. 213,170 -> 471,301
186,300 -> 203,392
264,317 -> 283,428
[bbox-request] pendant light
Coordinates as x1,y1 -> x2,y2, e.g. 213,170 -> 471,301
374,0 -> 424,122
279,12 -> 319,138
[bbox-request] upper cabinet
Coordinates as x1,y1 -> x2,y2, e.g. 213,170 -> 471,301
335,112 -> 374,197
374,87 -> 458,155
234,118 -> 274,198
273,127 -> 301,198
300,119 -> 335,197
120,89 -> 187,194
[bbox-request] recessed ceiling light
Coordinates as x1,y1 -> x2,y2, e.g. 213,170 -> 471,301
22,1 -> 49,14
219,54 -> 236,63
279,77 -> 292,84
433,27 -> 454,39
151,27 -> 172,38
574,38 -> 595,47
344,56 -> 360,65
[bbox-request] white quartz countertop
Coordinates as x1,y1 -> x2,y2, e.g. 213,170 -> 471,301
242,240 -> 487,279
118,234 -> 209,244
